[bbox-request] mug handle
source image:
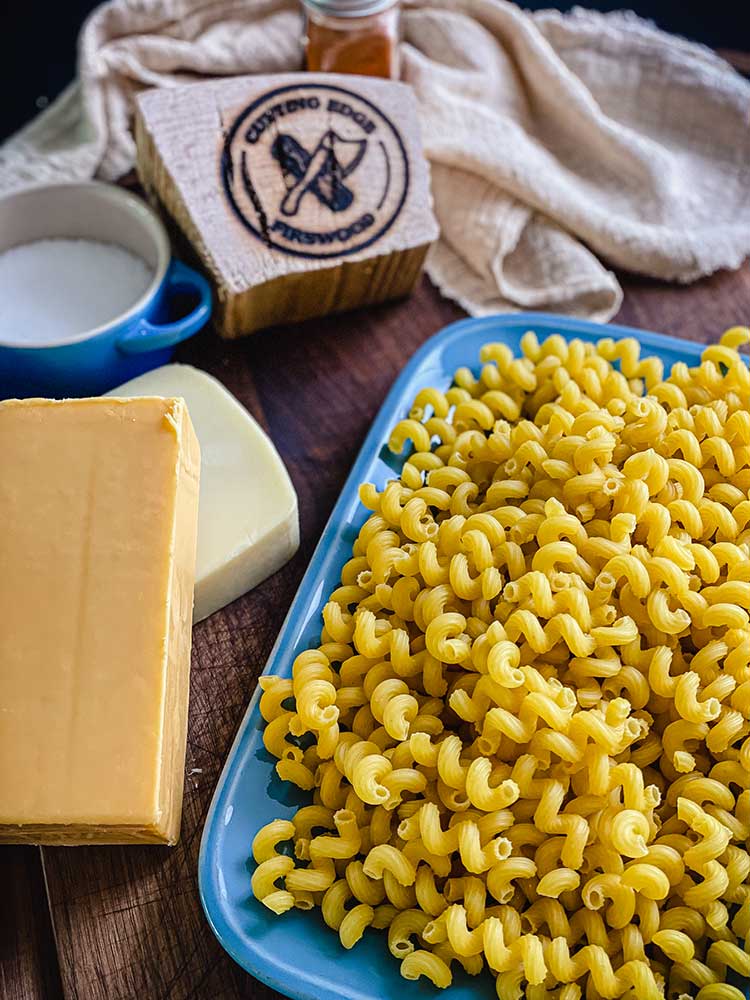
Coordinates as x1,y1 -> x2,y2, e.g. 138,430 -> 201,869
117,259 -> 212,355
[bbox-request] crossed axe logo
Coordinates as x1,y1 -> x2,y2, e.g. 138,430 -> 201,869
271,129 -> 368,217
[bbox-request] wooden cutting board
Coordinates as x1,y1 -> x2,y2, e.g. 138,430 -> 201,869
21,264 -> 750,1000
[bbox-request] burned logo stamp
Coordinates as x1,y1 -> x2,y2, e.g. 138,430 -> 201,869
221,83 -> 410,260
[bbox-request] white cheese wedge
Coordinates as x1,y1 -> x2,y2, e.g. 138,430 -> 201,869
108,364 -> 299,622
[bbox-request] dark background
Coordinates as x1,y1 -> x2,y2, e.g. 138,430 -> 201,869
1,1 -> 748,144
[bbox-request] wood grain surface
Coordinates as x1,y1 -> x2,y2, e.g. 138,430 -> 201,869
0,847 -> 62,1000
2,264 -> 750,1000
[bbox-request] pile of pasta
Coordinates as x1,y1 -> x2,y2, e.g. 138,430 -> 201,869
252,327 -> 750,1000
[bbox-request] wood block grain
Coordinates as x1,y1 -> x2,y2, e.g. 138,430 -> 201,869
135,74 -> 439,337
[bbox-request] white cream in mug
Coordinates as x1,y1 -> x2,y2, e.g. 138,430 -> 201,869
0,238 -> 153,344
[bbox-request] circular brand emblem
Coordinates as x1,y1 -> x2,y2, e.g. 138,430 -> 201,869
221,83 -> 410,260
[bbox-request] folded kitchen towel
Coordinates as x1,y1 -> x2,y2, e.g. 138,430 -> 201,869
2,0 -> 749,322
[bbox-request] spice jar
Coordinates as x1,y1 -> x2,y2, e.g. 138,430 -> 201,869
302,0 -> 400,80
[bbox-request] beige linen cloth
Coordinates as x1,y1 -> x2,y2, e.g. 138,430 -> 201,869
2,0 -> 750,322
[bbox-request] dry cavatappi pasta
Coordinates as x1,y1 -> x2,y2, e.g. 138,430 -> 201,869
251,327 -> 750,1000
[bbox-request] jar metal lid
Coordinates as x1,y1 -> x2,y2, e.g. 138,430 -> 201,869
301,0 -> 399,18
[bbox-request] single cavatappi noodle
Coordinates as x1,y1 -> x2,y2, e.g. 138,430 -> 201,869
251,327 -> 750,1000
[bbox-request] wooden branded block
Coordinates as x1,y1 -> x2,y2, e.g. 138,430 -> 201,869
135,73 -> 439,337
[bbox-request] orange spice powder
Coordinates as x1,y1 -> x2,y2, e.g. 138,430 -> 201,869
303,1 -> 400,79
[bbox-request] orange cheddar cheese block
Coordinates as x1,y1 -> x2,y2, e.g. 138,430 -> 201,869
0,397 -> 200,845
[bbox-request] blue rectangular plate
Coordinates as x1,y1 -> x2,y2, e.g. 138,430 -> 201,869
198,314 -> 716,1000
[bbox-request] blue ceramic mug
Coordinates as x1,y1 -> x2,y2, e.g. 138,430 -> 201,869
0,181 -> 212,398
